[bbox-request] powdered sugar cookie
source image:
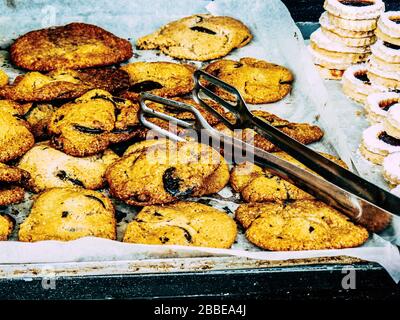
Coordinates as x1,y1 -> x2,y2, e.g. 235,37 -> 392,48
365,92 -> 400,124
310,42 -> 369,63
383,152 -> 400,186
359,123 -> 400,164
367,70 -> 400,90
371,40 -> 400,63
328,12 -> 378,31
324,0 -> 384,20
384,103 -> 400,139
368,54 -> 400,73
377,11 -> 400,39
315,64 -> 345,80
308,46 -> 364,70
375,26 -> 400,46
322,27 -> 376,47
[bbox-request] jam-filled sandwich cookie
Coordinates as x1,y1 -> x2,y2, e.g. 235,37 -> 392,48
204,57 -> 294,104
18,143 -> 119,193
342,64 -> 386,104
123,201 -> 237,249
48,89 -> 141,157
384,103 -> 400,139
18,188 -> 116,242
323,0 -> 384,20
230,151 -> 347,203
106,140 -> 229,206
235,200 -> 369,251
383,152 -> 400,187
314,64 -> 345,80
376,11 -> 400,47
0,215 -> 13,241
137,14 -> 252,61
0,68 -> 130,102
0,163 -> 30,206
119,62 -> 195,102
0,100 -> 35,163
10,23 -> 132,71
214,110 -> 324,153
364,92 -> 400,124
371,40 -> 400,64
359,123 -> 400,164
0,69 -> 8,87
308,45 -> 353,73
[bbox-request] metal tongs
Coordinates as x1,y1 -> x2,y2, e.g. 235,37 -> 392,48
139,70 -> 400,232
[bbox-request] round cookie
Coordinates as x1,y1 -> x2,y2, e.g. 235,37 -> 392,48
0,68 -> 130,102
377,11 -> 400,39
327,12 -> 378,31
384,103 -> 400,138
48,89 -> 141,157
120,62 -> 195,102
18,188 -> 116,242
314,64 -> 345,80
137,14 -> 252,61
123,201 -> 237,249
18,103 -> 56,140
308,45 -> 354,70
214,110 -> 324,153
18,143 -> 119,193
323,0 -> 384,20
375,26 -> 400,47
359,123 -> 400,164
235,200 -> 369,251
364,92 -> 400,124
10,23 -> 133,71
321,27 -> 376,47
0,69 -> 8,87
371,40 -> 400,63
0,100 -> 35,162
204,57 -> 294,104
383,152 -> 400,186
368,54 -> 400,74
0,215 -> 13,241
0,162 -> 30,206
367,69 -> 400,90
106,140 -> 228,206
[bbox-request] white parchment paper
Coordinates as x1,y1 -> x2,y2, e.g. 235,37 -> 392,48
0,0 -> 399,282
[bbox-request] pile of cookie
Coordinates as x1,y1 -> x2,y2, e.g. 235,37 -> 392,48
309,0 -> 384,80
0,15 -> 370,251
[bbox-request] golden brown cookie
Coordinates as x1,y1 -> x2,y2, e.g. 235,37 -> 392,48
137,14 -> 252,61
0,162 -> 30,206
0,68 -> 130,102
235,200 -> 369,251
120,62 -> 195,101
19,188 -> 116,242
204,57 -> 294,104
230,151 -> 347,203
0,100 -> 35,162
48,89 -> 141,157
214,110 -> 324,152
0,69 -> 8,87
0,215 -> 13,241
18,143 -> 119,193
123,201 -> 237,248
17,103 -> 56,140
10,23 -> 133,71
106,140 -> 229,206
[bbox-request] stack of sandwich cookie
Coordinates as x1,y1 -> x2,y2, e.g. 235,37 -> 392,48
367,11 -> 400,90
309,0 -> 384,80
364,91 -> 400,124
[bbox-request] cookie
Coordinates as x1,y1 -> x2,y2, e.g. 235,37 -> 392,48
308,45 -> 354,70
383,152 -> 400,186
314,64 -> 345,80
19,188 -> 116,242
204,57 -> 293,104
384,103 -> 400,138
235,200 -> 369,251
119,62 -> 195,101
0,69 -> 8,87
321,27 -> 376,47
214,110 -> 324,153
367,69 -> 400,90
0,100 -> 35,162
0,215 -> 13,241
359,123 -> 400,164
18,143 -> 119,193
0,68 -> 130,102
0,162 -> 30,206
106,140 -> 229,206
48,89 -> 141,157
230,151 -> 347,203
123,201 -> 237,248
371,40 -> 400,63
327,11 -> 378,31
17,103 -> 56,140
375,25 -> 400,47
323,0 -> 384,20
368,54 -> 400,75
11,23 -> 133,71
364,92 -> 400,124
137,14 -> 252,61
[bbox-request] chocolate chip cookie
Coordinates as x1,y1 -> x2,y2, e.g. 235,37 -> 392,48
204,57 -> 294,104
0,215 -> 13,241
235,200 -> 369,251
123,201 -> 237,248
48,89 -> 141,157
0,162 -> 30,206
120,62 -> 195,101
0,69 -> 8,87
18,143 -> 119,193
214,110 -> 324,152
11,23 -> 133,71
19,188 -> 116,242
137,14 -> 252,61
0,100 -> 35,162
0,68 -> 130,102
17,103 -> 56,140
106,140 -> 229,206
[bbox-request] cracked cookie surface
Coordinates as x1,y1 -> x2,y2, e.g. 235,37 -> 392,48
137,14 -> 252,61
204,57 -> 294,104
11,23 -> 133,71
123,201 -> 237,248
0,215 -> 13,241
19,188 -> 116,242
0,162 -> 30,206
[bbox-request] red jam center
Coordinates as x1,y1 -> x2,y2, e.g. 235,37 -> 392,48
339,0 -> 374,7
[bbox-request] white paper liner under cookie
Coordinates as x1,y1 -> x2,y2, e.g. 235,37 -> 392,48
371,40 -> 400,63
365,92 -> 400,123
324,0 -> 384,20
378,11 -> 400,39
